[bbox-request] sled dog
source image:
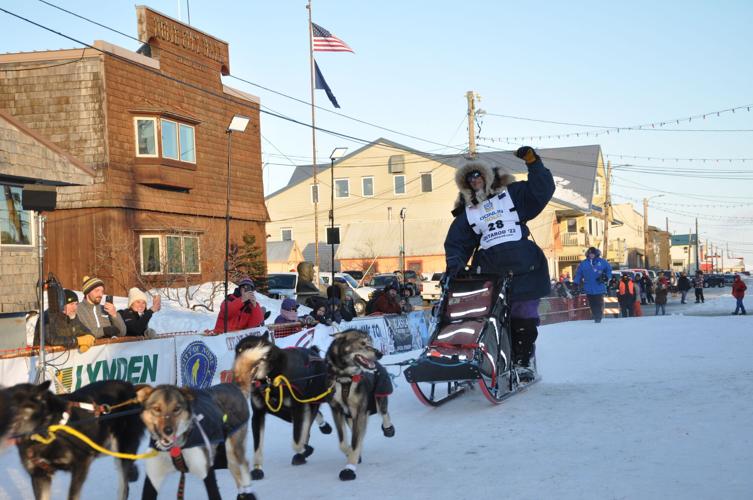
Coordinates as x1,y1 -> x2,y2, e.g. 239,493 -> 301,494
9,380 -> 144,500
233,332 -> 333,479
136,383 -> 255,500
325,329 -> 395,480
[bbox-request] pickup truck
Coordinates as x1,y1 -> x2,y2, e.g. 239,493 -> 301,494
421,272 -> 443,303
320,273 -> 376,315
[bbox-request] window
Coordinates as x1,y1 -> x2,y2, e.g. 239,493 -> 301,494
134,116 -> 196,164
335,179 -> 350,198
567,219 -> 577,233
281,228 -> 292,241
140,234 -> 199,275
135,118 -> 157,156
161,119 -> 179,160
179,124 -> 195,162
394,175 -> 406,195
310,184 -> 319,204
595,178 -> 601,196
588,219 -> 593,235
388,155 -> 405,173
1,185 -> 32,246
421,173 -> 433,192
140,235 -> 161,274
362,177 -> 374,197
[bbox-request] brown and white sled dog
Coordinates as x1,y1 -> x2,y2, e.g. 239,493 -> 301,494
136,383 -> 255,500
233,332 -> 333,480
325,329 -> 395,481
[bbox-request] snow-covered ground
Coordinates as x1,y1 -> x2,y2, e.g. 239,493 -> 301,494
1,280 -> 751,499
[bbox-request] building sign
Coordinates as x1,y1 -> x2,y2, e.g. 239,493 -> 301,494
136,6 -> 229,72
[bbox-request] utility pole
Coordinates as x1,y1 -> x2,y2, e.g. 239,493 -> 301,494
665,216 -> 670,270
466,91 -> 478,158
695,218 -> 700,273
687,227 -> 692,271
602,161 -> 611,261
643,197 -> 650,268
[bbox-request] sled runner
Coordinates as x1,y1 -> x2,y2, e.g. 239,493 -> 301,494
403,274 -> 538,406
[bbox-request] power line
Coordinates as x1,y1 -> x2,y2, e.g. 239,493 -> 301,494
32,0 -> 467,155
606,153 -> 753,163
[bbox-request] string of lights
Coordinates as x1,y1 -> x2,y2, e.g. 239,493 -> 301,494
477,104 -> 753,142
606,153 -> 753,163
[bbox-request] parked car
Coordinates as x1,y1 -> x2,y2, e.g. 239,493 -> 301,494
320,272 -> 376,315
703,274 -> 725,288
342,270 -> 364,282
723,274 -> 736,286
421,272 -> 444,302
368,273 -> 401,291
393,270 -> 422,296
267,272 -> 298,300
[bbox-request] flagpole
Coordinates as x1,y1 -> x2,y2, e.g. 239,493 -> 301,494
307,0 -> 320,272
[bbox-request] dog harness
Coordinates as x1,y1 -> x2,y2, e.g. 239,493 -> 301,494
465,191 -> 522,248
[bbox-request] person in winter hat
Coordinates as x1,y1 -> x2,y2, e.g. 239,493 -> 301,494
77,275 -> 126,339
118,287 -> 161,337
213,277 -> 266,333
372,283 -> 403,314
274,298 -> 301,324
677,271 -> 692,304
693,270 -> 705,303
654,275 -> 669,316
444,146 -> 555,381
617,274 -> 636,317
731,275 -> 747,315
33,289 -> 94,350
574,246 -> 613,323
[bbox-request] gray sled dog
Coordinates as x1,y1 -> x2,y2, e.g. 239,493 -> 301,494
136,383 -> 255,500
233,332 -> 333,479
325,329 -> 395,481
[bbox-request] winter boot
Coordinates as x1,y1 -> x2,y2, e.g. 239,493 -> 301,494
511,318 -> 538,382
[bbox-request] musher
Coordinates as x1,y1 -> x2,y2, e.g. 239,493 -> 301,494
444,146 -> 555,381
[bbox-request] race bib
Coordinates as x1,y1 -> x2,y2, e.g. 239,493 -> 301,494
466,192 -> 522,249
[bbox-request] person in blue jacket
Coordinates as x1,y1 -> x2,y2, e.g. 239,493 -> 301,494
573,247 -> 613,323
444,146 -> 555,380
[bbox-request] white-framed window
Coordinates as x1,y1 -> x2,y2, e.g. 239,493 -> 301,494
167,235 -> 200,274
281,228 -> 293,241
310,184 -> 319,204
140,234 -> 162,274
420,173 -> 433,193
335,179 -> 350,198
361,177 -> 374,197
134,116 -> 196,163
139,234 -> 200,275
0,185 -> 33,246
134,117 -> 158,157
394,175 -> 406,195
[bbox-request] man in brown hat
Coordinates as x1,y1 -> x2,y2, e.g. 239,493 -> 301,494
77,275 -> 126,339
34,289 -> 95,351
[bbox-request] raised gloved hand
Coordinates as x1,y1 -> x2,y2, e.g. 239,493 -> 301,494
76,334 -> 96,353
515,146 -> 540,165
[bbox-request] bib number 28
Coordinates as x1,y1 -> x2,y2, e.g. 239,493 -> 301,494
487,220 -> 504,231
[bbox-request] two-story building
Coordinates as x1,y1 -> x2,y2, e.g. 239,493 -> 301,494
0,6 -> 268,295
607,203 -> 645,268
265,138 -> 605,278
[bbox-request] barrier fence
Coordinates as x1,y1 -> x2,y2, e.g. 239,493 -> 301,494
1,298 -> 591,391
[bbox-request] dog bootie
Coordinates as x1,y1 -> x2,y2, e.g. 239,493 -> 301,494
382,424 -> 395,437
250,468 -> 264,480
319,421 -> 333,434
339,467 -> 357,481
292,445 -> 313,465
237,494 -> 257,500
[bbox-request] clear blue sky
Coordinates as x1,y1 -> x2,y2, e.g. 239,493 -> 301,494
2,0 -> 752,265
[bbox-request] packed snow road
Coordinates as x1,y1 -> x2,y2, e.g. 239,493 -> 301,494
1,291 -> 751,499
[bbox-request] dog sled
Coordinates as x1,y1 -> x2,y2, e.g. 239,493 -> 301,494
403,274 -> 538,406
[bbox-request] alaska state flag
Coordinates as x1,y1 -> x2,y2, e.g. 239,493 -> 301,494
314,60 -> 340,109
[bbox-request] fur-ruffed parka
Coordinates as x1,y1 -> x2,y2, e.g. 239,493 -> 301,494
451,160 -> 515,215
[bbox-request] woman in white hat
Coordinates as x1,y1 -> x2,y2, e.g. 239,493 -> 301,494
118,287 -> 161,337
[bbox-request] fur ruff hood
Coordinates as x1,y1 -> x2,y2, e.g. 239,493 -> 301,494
453,160 -> 514,213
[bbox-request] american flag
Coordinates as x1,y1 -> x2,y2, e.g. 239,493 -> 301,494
312,22 -> 354,53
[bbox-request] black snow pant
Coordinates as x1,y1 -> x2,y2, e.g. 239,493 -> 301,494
695,288 -> 705,303
510,318 -> 538,366
620,304 -> 633,317
587,294 -> 605,322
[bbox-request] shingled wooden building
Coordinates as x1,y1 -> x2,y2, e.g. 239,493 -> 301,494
0,6 -> 268,296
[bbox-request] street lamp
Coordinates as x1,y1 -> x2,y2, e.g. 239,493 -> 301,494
643,194 -> 665,269
329,147 -> 348,285
399,208 -> 407,281
224,114 -> 250,333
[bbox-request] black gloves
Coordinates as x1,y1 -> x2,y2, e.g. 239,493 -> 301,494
515,146 -> 540,165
